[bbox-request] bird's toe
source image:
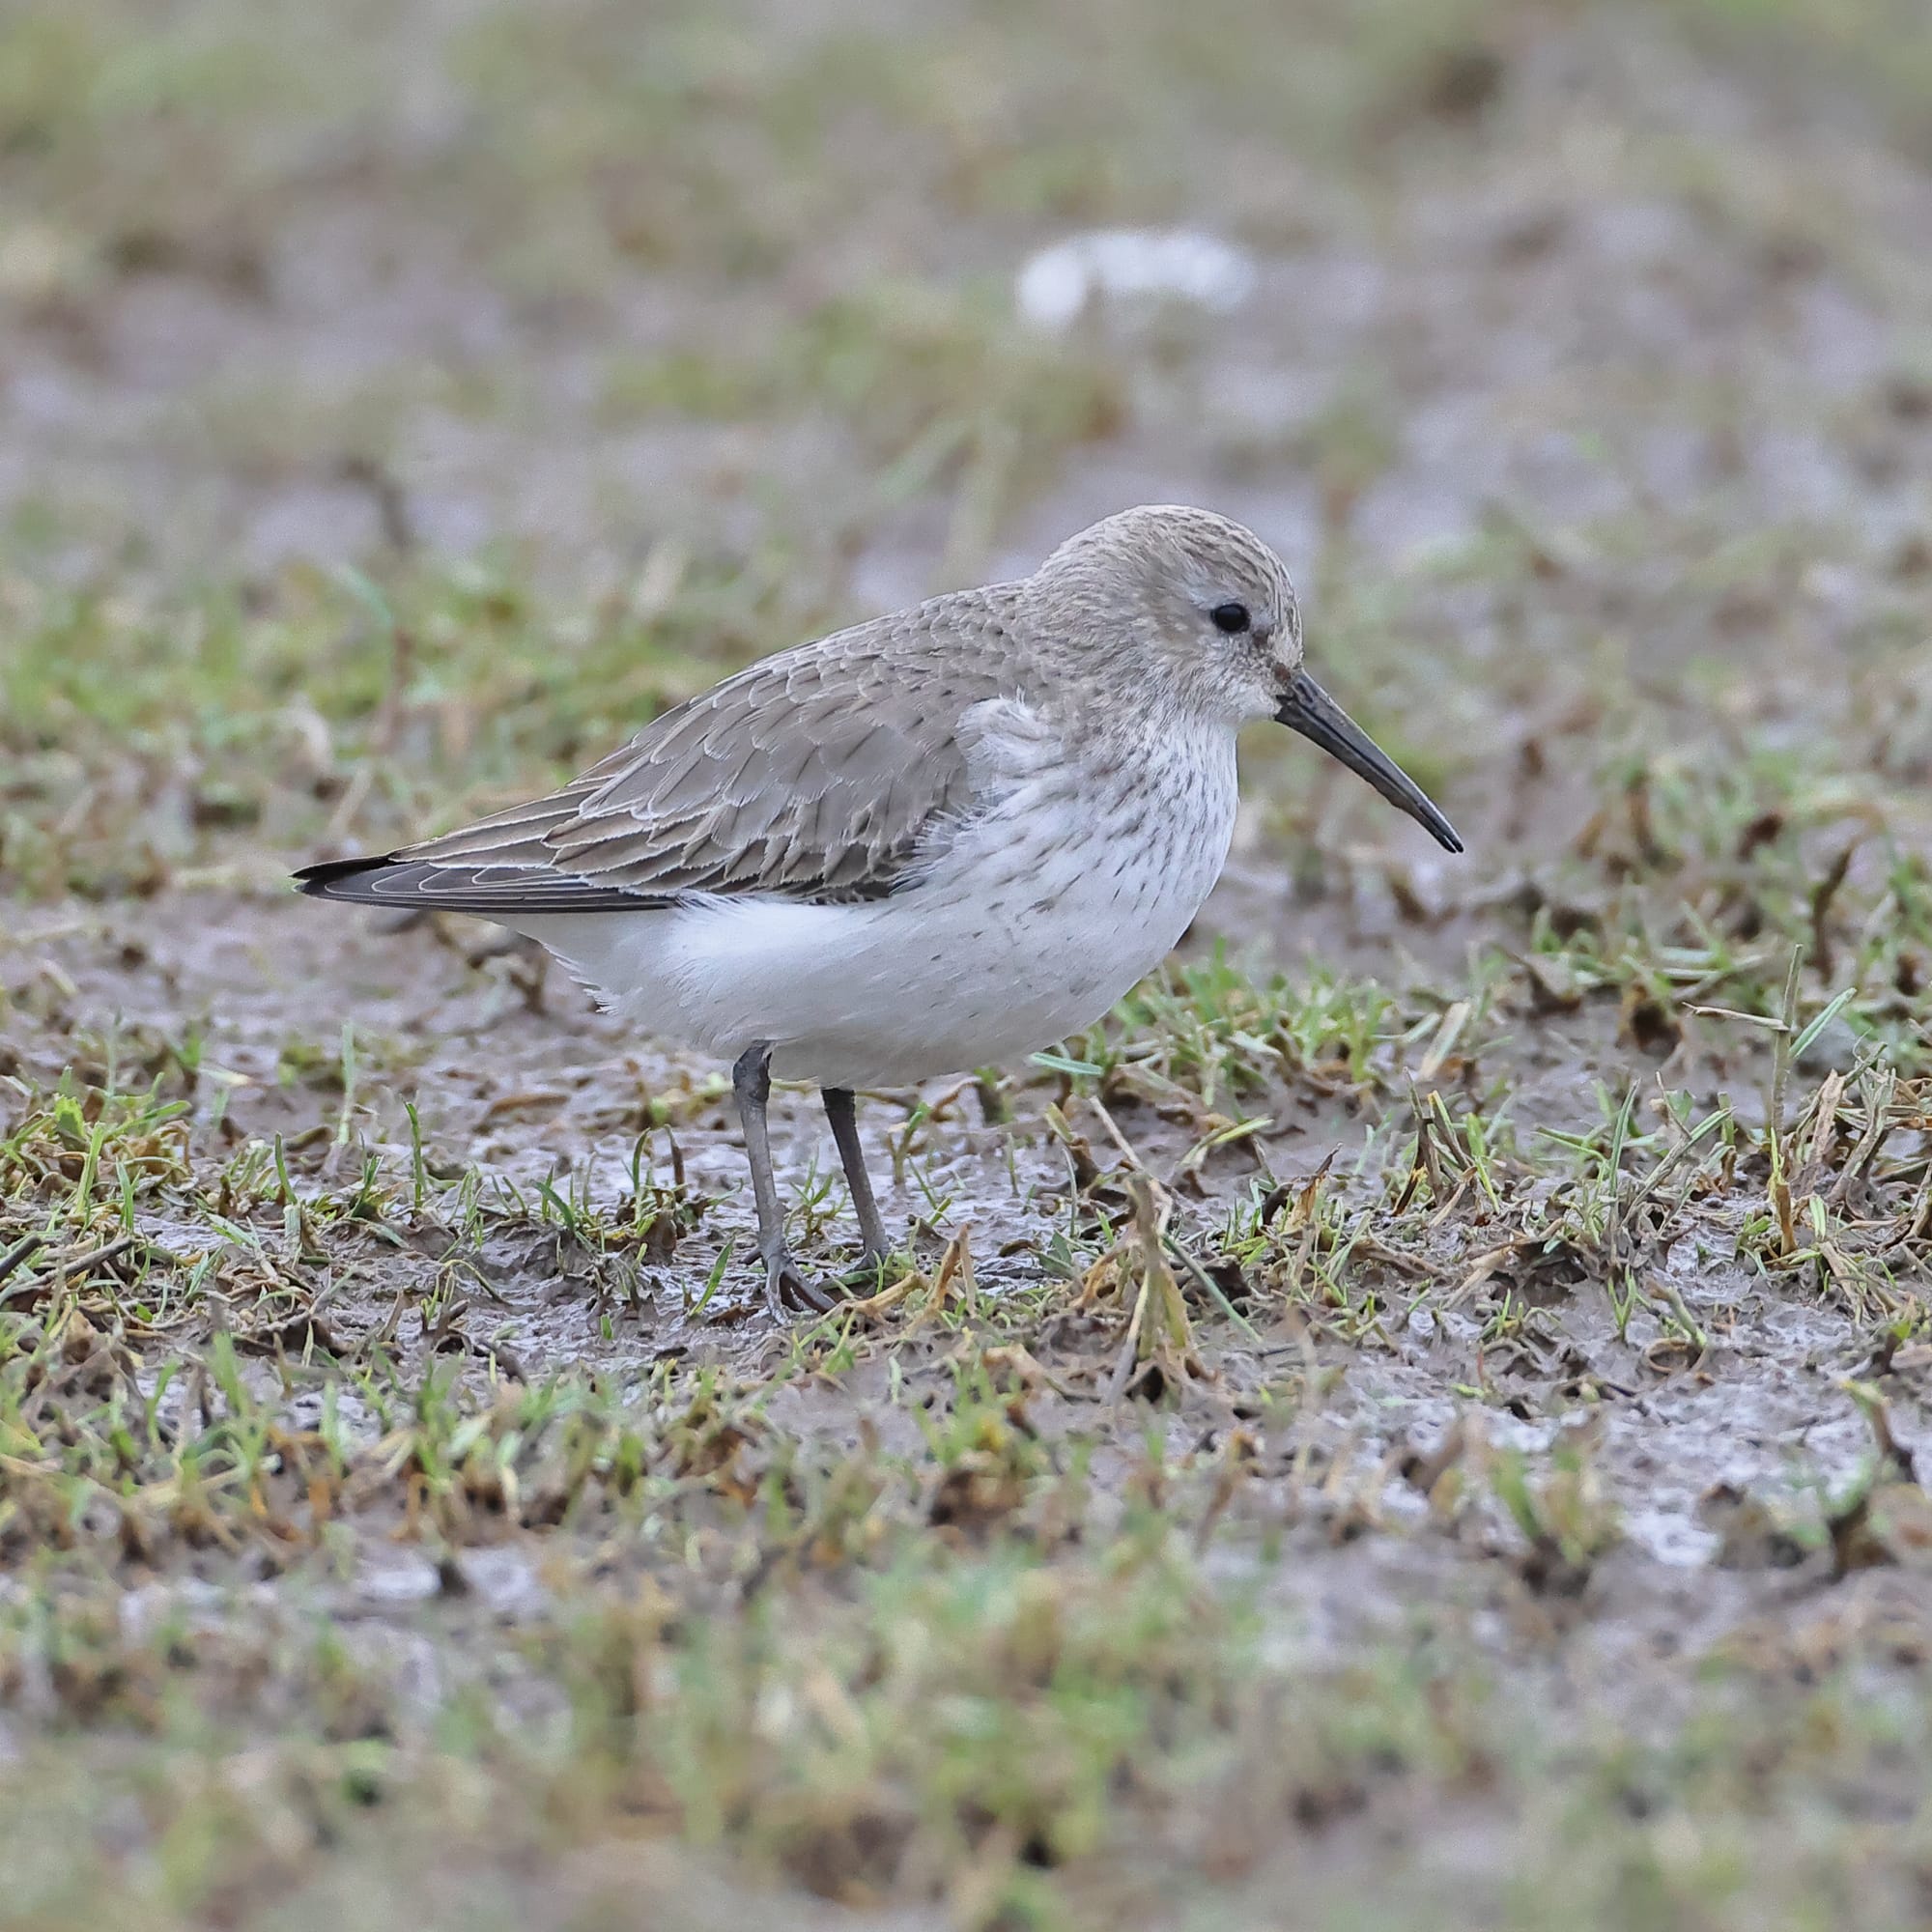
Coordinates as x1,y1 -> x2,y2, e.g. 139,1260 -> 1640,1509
763,1246 -> 836,1318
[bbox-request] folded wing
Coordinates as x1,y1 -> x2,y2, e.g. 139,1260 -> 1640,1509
296,601 -> 1024,915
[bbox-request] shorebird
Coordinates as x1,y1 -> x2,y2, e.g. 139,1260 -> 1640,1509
298,506 -> 1461,1314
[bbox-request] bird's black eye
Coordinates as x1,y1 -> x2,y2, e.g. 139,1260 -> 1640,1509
1209,602 -> 1251,635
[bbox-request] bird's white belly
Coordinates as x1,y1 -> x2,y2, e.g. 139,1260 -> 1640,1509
518,743 -> 1237,1089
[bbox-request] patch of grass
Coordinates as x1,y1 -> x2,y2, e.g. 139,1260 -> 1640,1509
1059,950 -> 1497,1115
1515,735 -> 1932,1062
5,1476 -> 1932,1931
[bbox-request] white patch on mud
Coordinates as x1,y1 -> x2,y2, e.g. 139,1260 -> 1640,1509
1015,229 -> 1258,332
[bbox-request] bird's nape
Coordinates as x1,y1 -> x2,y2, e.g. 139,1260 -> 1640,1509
1273,670 -> 1463,854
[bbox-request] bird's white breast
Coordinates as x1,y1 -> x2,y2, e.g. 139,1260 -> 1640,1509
518,700 -> 1239,1088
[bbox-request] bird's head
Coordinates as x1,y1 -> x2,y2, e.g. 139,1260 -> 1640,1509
1031,505 -> 1463,853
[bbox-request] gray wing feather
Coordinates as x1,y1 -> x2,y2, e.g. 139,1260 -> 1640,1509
302,591 -> 1031,916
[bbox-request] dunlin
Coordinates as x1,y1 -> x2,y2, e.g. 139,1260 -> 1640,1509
298,506 -> 1462,1313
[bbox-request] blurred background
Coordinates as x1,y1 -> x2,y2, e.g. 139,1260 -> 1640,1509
4,0 -> 1929,583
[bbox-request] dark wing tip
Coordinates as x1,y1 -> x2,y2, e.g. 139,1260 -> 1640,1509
294,853 -> 402,900
295,852 -> 674,914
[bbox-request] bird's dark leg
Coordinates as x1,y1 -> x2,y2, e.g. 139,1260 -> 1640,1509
731,1043 -> 833,1317
822,1086 -> 892,1269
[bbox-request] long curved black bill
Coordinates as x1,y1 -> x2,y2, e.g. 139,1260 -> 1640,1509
1275,670 -> 1463,853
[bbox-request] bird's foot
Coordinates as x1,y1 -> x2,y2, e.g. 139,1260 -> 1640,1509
762,1241 -> 837,1318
